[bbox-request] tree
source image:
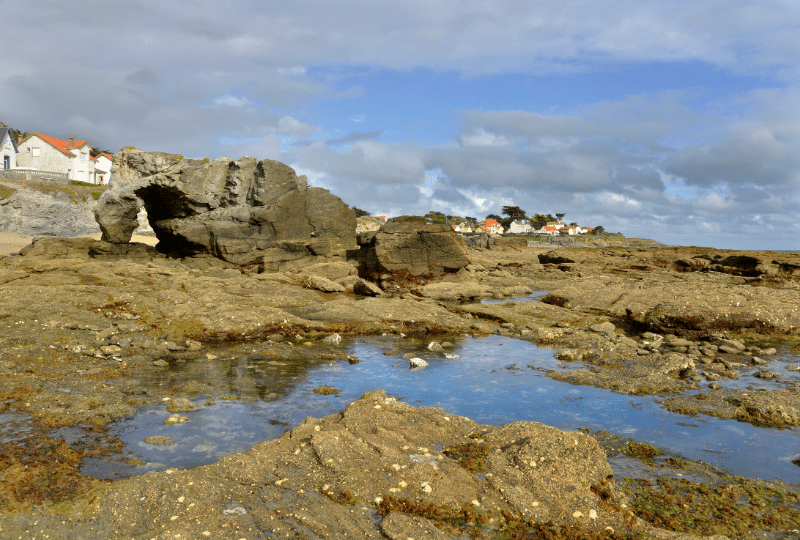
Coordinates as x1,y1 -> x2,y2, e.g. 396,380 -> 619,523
570,222 -> 578,227
352,206 -> 371,218
424,211 -> 447,224
592,225 -> 606,234
465,216 -> 478,225
485,214 -> 502,222
90,147 -> 114,158
555,212 -> 566,222
529,213 -> 556,229
501,205 -> 526,221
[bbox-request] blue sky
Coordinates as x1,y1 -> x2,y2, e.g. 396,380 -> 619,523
1,0 -> 798,249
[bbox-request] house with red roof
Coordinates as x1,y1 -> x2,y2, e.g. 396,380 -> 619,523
479,218 -> 503,234
537,225 -> 560,236
94,152 -> 113,185
16,132 -> 99,184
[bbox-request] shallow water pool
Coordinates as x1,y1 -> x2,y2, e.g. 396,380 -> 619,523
84,335 -> 800,482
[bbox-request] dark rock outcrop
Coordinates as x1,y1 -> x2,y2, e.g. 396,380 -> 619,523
357,216 -> 470,276
95,148 -> 356,268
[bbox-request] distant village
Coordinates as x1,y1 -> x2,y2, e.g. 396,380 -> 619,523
1,126 -> 112,185
358,209 -> 606,237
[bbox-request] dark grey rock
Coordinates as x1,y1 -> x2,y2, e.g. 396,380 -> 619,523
356,216 -> 470,276
95,148 -> 356,268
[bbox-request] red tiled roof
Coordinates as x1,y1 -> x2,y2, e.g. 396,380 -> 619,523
483,218 -> 500,226
97,153 -> 113,160
543,226 -> 558,232
21,133 -> 89,156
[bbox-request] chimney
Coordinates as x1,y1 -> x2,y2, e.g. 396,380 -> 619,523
68,136 -> 74,149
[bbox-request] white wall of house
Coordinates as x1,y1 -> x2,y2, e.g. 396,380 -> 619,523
508,220 -> 531,234
95,154 -> 112,184
16,134 -> 95,183
1,132 -> 17,169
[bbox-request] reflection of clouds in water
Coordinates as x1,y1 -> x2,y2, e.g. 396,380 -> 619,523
81,335 -> 800,483
724,425 -> 746,436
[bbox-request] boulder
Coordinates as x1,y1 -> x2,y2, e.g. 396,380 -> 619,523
353,278 -> 384,296
303,275 -> 346,293
357,216 -> 470,276
94,148 -> 357,267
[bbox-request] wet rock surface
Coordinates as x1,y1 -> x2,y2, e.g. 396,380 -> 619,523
0,391 -> 736,539
1,235 -> 800,537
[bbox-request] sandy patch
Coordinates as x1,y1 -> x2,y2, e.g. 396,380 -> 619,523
0,232 -> 158,257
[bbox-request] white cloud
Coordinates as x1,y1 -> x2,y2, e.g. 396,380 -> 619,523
459,128 -> 511,147
213,94 -> 251,107
277,115 -> 317,137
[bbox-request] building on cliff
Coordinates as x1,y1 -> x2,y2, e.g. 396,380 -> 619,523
1,127 -> 18,170
16,132 -> 100,184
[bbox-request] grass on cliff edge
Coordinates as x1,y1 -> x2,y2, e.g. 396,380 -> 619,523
0,178 -> 106,203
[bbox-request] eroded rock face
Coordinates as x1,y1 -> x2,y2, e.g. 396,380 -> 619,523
358,216 -> 471,276
95,148 -> 356,267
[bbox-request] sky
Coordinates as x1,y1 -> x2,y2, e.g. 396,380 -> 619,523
1,0 -> 799,250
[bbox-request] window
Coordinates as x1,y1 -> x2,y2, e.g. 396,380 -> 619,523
3,155 -> 9,169
32,147 -> 40,157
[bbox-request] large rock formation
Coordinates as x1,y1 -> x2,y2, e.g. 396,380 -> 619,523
94,148 -> 356,268
358,216 -> 471,276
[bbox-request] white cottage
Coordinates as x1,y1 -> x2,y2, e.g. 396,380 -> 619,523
1,128 -> 18,170
507,219 -> 531,234
94,152 -> 113,185
16,133 -> 97,183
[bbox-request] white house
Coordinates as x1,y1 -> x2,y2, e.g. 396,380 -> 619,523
507,219 -> 531,234
1,128 -> 18,170
16,132 -> 97,183
535,225 -> 560,236
94,152 -> 113,185
452,222 -> 473,233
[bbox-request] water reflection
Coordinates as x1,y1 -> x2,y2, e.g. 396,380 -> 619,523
86,335 -> 800,483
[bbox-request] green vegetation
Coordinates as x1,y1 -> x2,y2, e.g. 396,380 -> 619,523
624,441 -> 664,459
624,476 -> 800,538
443,442 -> 491,473
0,185 -> 18,199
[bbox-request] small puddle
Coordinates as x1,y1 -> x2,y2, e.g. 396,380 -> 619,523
78,335 -> 800,483
480,291 -> 549,304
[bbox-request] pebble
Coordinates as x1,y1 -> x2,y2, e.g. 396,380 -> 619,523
164,414 -> 189,425
786,365 -> 800,371
754,370 -> 779,380
409,357 -> 428,369
166,397 -> 196,413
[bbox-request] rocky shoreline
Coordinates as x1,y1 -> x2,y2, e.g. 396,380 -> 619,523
1,152 -> 799,538
1,235 -> 799,538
